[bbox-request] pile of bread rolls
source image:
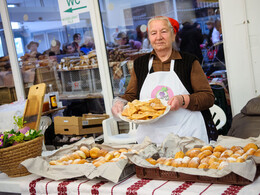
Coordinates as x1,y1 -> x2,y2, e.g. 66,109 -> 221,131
49,146 -> 134,167
146,143 -> 260,170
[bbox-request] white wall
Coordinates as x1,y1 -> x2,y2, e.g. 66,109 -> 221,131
219,0 -> 260,115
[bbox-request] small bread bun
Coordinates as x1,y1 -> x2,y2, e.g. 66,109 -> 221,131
49,160 -> 58,165
180,156 -> 191,167
188,157 -> 200,168
72,152 -> 81,159
198,163 -> 209,169
119,153 -> 127,159
236,156 -> 246,163
163,158 -> 173,166
246,148 -> 256,155
93,158 -> 106,167
118,148 -> 128,153
197,150 -> 212,160
76,150 -> 87,159
68,154 -> 76,160
208,162 -> 220,169
156,157 -> 166,165
254,149 -> 260,157
114,151 -> 121,158
213,145 -> 227,153
90,147 -> 101,159
227,157 -> 237,163
230,154 -> 241,159
201,145 -> 213,152
230,146 -> 242,153
220,150 -> 233,158
80,146 -> 90,158
242,153 -> 249,160
98,149 -> 108,157
92,157 -> 104,164
235,149 -> 245,155
172,158 -> 182,167
72,159 -> 87,164
174,151 -> 185,159
212,152 -> 221,158
104,152 -> 114,161
200,156 -> 210,164
243,143 -> 258,153
218,157 -> 227,163
185,148 -> 201,158
208,156 -> 219,165
58,155 -> 70,162
146,158 -> 157,165
110,158 -> 120,162
218,161 -> 228,170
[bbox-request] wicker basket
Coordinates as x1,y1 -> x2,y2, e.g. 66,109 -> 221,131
0,136 -> 43,177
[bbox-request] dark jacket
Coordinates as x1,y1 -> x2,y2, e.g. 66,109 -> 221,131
227,97 -> 260,138
179,24 -> 204,63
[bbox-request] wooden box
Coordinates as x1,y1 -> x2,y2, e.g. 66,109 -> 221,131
54,114 -> 109,135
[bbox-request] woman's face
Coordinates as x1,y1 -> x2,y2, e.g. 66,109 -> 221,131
30,44 -> 38,52
148,19 -> 175,52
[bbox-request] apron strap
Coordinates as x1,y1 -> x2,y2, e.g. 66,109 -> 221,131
148,57 -> 175,73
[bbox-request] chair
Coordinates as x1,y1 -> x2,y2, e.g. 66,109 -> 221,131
39,116 -> 52,150
102,118 -> 137,144
209,104 -> 227,130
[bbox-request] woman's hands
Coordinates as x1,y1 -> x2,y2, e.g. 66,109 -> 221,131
111,97 -> 128,120
168,95 -> 189,111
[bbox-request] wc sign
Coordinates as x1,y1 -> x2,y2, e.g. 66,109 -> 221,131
58,0 -> 89,25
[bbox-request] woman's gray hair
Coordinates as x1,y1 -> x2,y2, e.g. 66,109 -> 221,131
147,16 -> 174,34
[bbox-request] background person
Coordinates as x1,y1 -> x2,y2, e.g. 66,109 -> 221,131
80,35 -> 95,55
72,33 -> 82,52
43,40 -> 63,56
112,16 -> 217,144
27,41 -> 41,59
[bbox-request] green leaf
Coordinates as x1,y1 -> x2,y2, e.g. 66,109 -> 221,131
13,116 -> 27,129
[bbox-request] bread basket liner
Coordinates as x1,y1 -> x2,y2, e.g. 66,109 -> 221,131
126,134 -> 260,181
21,137 -> 152,183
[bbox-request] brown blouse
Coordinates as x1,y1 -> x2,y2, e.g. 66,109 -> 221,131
121,50 -> 214,111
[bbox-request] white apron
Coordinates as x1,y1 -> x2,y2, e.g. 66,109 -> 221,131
136,57 -> 208,144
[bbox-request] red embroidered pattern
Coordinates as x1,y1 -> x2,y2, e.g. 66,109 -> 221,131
222,185 -> 244,195
126,179 -> 151,195
45,180 -> 54,195
91,181 -> 108,195
171,181 -> 194,195
77,180 -> 90,195
29,177 -> 45,195
111,175 -> 133,195
57,179 -> 77,195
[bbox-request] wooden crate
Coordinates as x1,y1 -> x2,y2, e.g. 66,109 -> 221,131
35,67 -> 55,84
0,87 -> 16,105
54,114 -> 109,135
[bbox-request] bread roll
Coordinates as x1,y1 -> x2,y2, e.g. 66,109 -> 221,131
208,156 -> 219,165
242,153 -> 248,160
254,149 -> 260,157
105,152 -> 114,161
243,143 -> 258,153
230,146 -> 242,153
163,158 -> 173,166
218,161 -> 228,170
212,152 -> 221,158
246,148 -> 256,155
118,148 -> 128,153
234,149 -> 245,155
198,163 -> 209,169
185,148 -> 201,158
197,150 -> 212,159
58,155 -> 70,162
114,151 -> 121,158
230,154 -> 241,159
156,157 -> 166,165
146,158 -> 157,165
201,145 -> 213,152
208,162 -> 220,169
98,149 -> 108,157
90,147 -> 101,159
188,157 -> 200,168
213,145 -> 226,153
49,160 -> 58,165
236,156 -> 245,163
200,156 -> 210,164
92,157 -> 104,164
220,150 -> 233,158
68,154 -> 76,160
172,158 -> 182,167
93,158 -> 106,167
227,157 -> 236,163
80,146 -> 90,158
72,159 -> 87,164
76,150 -> 87,159
174,151 -> 185,159
180,156 -> 191,167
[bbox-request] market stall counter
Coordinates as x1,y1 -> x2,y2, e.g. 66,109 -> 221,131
1,171 -> 260,194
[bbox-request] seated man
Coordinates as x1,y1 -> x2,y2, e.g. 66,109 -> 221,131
227,96 -> 260,138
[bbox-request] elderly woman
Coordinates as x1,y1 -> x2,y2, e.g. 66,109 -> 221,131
112,16 -> 217,144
